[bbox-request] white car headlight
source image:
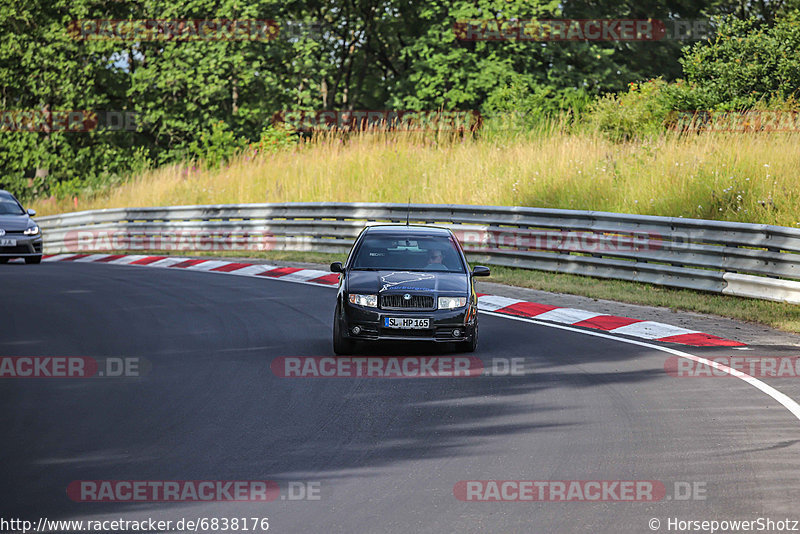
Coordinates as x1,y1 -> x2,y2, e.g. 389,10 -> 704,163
349,294 -> 378,307
23,225 -> 39,236
438,296 -> 467,309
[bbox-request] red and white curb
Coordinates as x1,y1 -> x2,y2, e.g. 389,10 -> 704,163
39,254 -> 745,348
475,294 -> 743,347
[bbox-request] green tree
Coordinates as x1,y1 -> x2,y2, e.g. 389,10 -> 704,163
680,14 -> 800,108
0,0 -> 144,198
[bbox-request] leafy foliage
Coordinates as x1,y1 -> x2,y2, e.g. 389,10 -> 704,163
586,79 -> 674,141
587,13 -> 800,140
680,14 -> 800,109
2,0 -> 800,196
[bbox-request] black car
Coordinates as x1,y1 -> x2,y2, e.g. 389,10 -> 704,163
0,189 -> 43,264
330,224 -> 490,354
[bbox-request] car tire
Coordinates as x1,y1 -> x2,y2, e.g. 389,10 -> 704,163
457,320 -> 478,353
333,306 -> 355,355
25,255 -> 42,265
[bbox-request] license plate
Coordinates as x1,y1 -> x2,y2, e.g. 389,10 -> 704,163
384,317 -> 430,329
0,239 -> 16,247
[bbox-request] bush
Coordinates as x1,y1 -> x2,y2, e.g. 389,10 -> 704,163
49,146 -> 151,200
584,13 -> 800,141
680,15 -> 800,109
585,79 -> 674,141
185,120 -> 248,169
251,124 -> 299,154
482,76 -> 592,134
0,131 -> 152,201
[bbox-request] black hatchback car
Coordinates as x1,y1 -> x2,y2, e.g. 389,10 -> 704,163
330,224 -> 490,354
0,189 -> 42,264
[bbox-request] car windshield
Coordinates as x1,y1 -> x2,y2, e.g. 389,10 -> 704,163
351,232 -> 466,273
0,194 -> 25,215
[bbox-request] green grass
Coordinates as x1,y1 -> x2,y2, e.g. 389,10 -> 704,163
33,130 -> 800,229
34,129 -> 799,327
487,265 -> 800,333
186,249 -> 347,265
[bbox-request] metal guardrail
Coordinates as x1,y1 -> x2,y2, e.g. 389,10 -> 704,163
37,202 -> 800,304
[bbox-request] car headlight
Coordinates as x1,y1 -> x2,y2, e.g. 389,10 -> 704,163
348,294 -> 378,307
23,225 -> 39,236
438,296 -> 467,309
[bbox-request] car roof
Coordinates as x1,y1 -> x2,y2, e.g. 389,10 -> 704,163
364,224 -> 453,236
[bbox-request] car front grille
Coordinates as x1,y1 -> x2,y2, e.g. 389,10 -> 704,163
380,328 -> 431,337
380,294 -> 435,310
0,245 -> 32,254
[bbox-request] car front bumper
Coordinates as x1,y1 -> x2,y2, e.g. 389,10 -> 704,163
0,234 -> 43,259
340,302 -> 477,343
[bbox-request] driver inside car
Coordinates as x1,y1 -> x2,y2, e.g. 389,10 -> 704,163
425,248 -> 447,270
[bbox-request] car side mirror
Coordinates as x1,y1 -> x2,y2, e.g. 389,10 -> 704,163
330,262 -> 344,273
27,209 -> 36,216
472,265 -> 490,277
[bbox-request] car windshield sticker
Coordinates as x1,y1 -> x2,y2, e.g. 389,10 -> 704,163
379,271 -> 436,292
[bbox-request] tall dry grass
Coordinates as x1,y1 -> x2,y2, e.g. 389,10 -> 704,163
33,130 -> 800,228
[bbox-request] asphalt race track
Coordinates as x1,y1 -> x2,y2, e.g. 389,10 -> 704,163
2,262 -> 800,533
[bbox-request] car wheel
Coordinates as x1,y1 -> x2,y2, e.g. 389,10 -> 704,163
333,306 -> 355,355
25,255 -> 42,265
457,320 -> 478,353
